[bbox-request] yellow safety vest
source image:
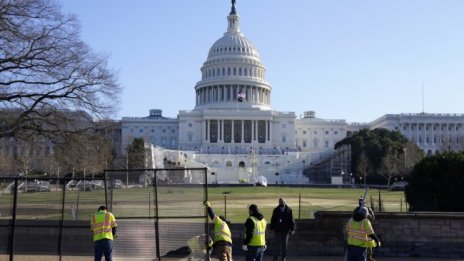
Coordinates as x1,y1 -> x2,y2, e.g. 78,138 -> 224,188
248,216 -> 266,246
91,210 -> 117,241
346,218 -> 377,248
213,216 -> 232,244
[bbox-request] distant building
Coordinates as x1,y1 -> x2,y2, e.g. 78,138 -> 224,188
295,111 -> 347,153
369,113 -> 464,155
120,109 -> 178,154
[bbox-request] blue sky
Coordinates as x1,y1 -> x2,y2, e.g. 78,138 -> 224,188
59,0 -> 464,122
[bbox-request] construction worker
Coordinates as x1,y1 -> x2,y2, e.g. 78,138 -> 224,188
270,197 -> 295,261
354,197 -> 376,261
345,207 -> 381,261
90,206 -> 117,261
204,201 -> 233,261
243,204 -> 267,261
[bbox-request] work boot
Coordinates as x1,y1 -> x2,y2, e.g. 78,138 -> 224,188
367,253 -> 376,261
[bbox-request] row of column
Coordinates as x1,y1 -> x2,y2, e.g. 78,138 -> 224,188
403,123 -> 464,145
202,66 -> 264,80
196,85 -> 270,105
204,119 -> 271,144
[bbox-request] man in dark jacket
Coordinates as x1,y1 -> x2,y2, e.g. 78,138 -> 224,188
243,204 -> 267,261
270,197 -> 295,261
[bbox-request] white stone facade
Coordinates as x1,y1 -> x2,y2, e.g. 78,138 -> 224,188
120,109 -> 178,154
369,113 -> 464,155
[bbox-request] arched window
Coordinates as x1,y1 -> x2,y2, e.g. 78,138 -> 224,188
238,161 -> 245,169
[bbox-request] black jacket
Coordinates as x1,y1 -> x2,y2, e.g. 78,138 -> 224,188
270,205 -> 295,233
243,212 -> 265,246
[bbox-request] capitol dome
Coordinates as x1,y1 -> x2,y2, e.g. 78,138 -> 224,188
194,2 -> 272,111
206,24 -> 260,60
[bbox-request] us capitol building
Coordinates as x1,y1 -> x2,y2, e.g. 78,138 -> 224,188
120,2 -> 464,184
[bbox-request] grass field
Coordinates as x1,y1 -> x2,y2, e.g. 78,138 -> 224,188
0,186 -> 406,223
206,187 -> 406,222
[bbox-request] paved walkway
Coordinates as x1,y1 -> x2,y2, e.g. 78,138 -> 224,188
2,255 -> 463,261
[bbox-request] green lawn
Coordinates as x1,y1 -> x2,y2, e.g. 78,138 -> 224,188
206,187 -> 406,222
0,186 -> 406,222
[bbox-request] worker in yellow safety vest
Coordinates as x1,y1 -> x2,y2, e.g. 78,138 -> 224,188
204,201 -> 233,261
345,207 -> 381,261
90,206 -> 117,261
243,204 -> 267,261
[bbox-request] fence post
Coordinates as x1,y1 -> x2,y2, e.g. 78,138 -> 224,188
104,172 -> 108,210
378,189 -> 383,212
58,178 -> 67,261
298,193 -> 301,219
370,195 -> 375,210
203,168 -> 210,261
9,178 -> 18,261
153,170 -> 161,261
224,195 -> 227,220
400,197 -> 403,212
76,190 -> 80,219
149,191 -> 151,218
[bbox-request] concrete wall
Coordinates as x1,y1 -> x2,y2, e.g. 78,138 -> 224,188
2,212 -> 464,258
231,211 -> 464,258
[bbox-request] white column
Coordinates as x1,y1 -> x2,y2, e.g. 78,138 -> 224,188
217,119 -> 220,143
269,120 -> 272,142
432,123 -> 435,146
204,120 -> 208,142
231,120 -> 235,144
446,124 -> 450,148
251,120 -> 255,142
220,120 -> 224,142
265,120 -> 268,143
408,123 -> 412,140
241,120 -> 244,143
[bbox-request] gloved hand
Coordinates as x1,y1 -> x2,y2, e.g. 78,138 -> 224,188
263,245 -> 267,251
242,245 -> 248,251
204,201 -> 211,208
376,240 -> 382,247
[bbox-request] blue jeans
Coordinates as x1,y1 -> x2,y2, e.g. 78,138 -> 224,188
94,238 -> 113,261
347,245 -> 367,261
246,246 -> 264,261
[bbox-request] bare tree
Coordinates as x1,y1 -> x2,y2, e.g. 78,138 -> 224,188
356,152 -> 372,184
379,151 -> 400,187
0,0 -> 121,139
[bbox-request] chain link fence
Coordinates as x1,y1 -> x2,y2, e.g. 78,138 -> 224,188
105,168 -> 208,260
0,168 -> 209,261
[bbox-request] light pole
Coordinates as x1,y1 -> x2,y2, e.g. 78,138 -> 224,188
126,149 -> 129,188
